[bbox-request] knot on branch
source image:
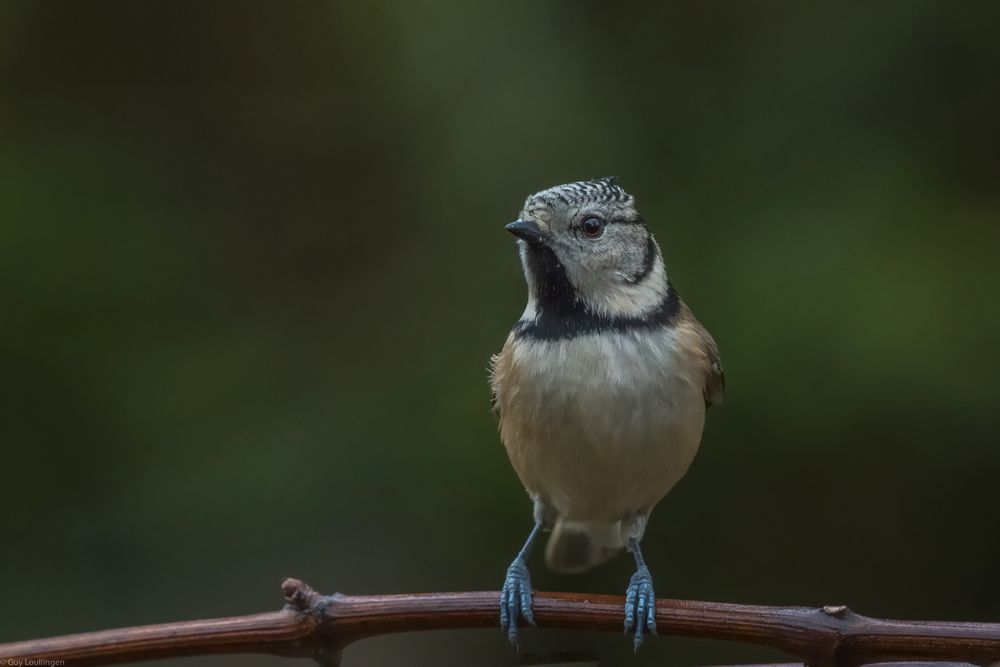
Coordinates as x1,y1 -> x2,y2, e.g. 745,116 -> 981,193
282,578 -> 325,612
821,604 -> 850,618
281,579 -> 342,666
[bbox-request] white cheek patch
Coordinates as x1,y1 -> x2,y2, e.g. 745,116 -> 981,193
582,254 -> 669,319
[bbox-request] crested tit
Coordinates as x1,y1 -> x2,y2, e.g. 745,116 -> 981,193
490,178 -> 724,651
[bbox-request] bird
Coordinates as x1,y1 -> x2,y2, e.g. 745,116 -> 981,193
489,177 -> 724,652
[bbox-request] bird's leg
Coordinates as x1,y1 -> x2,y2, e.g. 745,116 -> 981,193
623,535 -> 657,652
499,519 -> 542,647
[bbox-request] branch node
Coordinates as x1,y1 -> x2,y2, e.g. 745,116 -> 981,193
282,577 -> 324,612
281,579 -> 344,666
821,605 -> 849,617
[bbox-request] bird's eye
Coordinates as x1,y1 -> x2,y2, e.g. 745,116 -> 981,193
580,216 -> 605,239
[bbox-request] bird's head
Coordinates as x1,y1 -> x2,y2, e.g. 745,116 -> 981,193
507,178 -> 669,320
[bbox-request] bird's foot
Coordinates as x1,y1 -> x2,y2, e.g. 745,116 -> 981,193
499,555 -> 535,648
624,564 -> 657,652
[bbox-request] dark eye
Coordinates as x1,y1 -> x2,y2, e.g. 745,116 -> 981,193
580,216 -> 605,239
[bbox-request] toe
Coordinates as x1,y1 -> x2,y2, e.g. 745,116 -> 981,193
624,589 -> 637,630
632,623 -> 645,653
519,585 -> 536,626
635,585 -> 647,623
645,592 -> 657,633
499,588 -> 509,629
506,586 -> 519,632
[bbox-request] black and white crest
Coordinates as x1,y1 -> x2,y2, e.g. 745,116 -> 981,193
524,177 -> 634,217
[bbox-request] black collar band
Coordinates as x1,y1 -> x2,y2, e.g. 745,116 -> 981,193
514,284 -> 680,341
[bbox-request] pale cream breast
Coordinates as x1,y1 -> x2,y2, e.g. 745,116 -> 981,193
491,319 -> 710,524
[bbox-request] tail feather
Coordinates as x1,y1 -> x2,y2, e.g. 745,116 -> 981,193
545,520 -> 624,574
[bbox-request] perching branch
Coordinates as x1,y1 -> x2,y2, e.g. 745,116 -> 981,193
2,578 -> 999,666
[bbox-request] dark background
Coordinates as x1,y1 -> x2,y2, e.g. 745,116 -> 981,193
3,2 -> 999,666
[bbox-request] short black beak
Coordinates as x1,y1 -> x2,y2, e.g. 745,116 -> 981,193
505,219 -> 547,245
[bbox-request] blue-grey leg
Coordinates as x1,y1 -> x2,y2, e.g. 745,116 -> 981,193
623,536 -> 657,652
499,520 -> 542,647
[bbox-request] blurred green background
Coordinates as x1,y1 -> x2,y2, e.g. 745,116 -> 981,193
3,2 -> 999,666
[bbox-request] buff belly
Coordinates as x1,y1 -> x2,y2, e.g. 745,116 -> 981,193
496,328 -> 706,527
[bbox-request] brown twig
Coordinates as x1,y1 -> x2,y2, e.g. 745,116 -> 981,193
1,578 -> 998,666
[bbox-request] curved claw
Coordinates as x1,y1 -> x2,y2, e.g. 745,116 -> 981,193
624,565 -> 657,653
499,556 -> 535,648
